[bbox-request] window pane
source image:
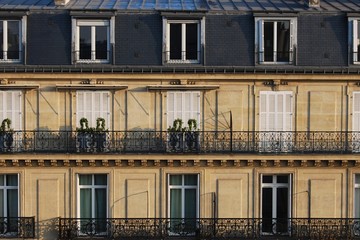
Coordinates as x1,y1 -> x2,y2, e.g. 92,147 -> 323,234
7,21 -> 19,60
356,175 -> 360,184
7,189 -> 18,218
262,188 -> 273,233
186,23 -> 197,60
95,26 -> 108,60
263,175 -> 273,183
276,21 -> 290,62
94,175 -> 107,185
0,190 -> 3,217
184,175 -> 197,186
170,23 -> 181,60
0,22 -> 3,59
80,188 -> 92,218
184,189 -> 196,218
277,175 -> 288,184
356,188 -> 360,218
0,176 -> 4,186
79,175 -> 92,185
170,175 -> 182,185
264,22 -> 274,62
95,189 -> 106,218
170,189 -> 182,218
277,187 -> 288,233
6,175 -> 17,186
79,26 -> 91,60
357,21 -> 360,62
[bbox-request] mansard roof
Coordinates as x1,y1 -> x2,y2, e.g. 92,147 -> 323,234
0,0 -> 359,12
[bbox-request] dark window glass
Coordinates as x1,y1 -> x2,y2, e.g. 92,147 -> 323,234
277,175 -> 288,184
264,22 -> 274,62
186,23 -> 198,60
170,24 -> 181,60
79,26 -> 91,60
276,187 -> 288,233
357,21 -> 360,61
184,175 -> 197,185
94,174 -> 107,185
262,188 -> 273,233
0,23 -> 3,59
276,21 -> 290,62
170,175 -> 182,185
263,175 -> 273,183
95,26 -> 107,60
7,21 -> 19,60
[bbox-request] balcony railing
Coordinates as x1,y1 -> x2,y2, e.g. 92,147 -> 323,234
59,218 -> 360,240
0,217 -> 35,238
1,131 -> 360,154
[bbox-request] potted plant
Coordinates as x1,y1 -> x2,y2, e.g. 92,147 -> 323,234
167,118 -> 185,152
185,119 -> 200,151
94,117 -> 108,152
76,117 -> 94,152
0,118 -> 13,152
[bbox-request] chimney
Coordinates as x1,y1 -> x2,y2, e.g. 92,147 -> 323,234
307,0 -> 320,8
54,0 -> 70,6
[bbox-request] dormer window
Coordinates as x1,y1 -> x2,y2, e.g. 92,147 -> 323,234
349,18 -> 360,64
163,17 -> 205,64
72,18 -> 114,64
255,17 -> 297,64
0,19 -> 25,63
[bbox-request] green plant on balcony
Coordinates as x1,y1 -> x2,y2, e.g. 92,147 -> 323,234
76,117 -> 94,152
94,117 -> 109,152
185,119 -> 200,151
0,118 -> 13,152
167,118 -> 185,151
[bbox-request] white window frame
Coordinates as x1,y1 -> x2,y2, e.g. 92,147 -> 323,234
349,18 -> 360,64
0,174 -> 19,237
76,91 -> 111,129
163,18 -> 205,64
354,174 -> 360,219
167,91 -> 201,129
255,17 -> 297,64
0,18 -> 26,63
260,174 -> 291,235
0,90 -> 22,131
72,18 -> 114,64
77,174 -> 108,236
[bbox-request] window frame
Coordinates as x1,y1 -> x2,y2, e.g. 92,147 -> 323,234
72,18 -> 114,64
0,17 -> 26,63
255,17 -> 297,64
163,18 -> 205,64
349,18 -> 360,64
260,174 -> 291,235
355,174 -> 360,218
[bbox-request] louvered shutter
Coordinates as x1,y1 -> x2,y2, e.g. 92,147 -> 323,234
167,91 -> 200,128
0,91 -> 22,130
353,92 -> 360,131
76,91 -> 110,129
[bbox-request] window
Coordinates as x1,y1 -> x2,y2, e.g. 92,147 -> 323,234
355,175 -> 360,218
0,91 -> 22,130
353,92 -> 360,151
259,91 -> 293,152
77,174 -> 107,235
0,174 -> 18,235
163,19 -> 204,64
72,19 -> 114,63
350,19 -> 360,63
0,19 -> 24,63
261,174 -> 291,235
168,174 -> 199,235
255,18 -> 296,64
76,91 -> 110,128
167,91 -> 200,128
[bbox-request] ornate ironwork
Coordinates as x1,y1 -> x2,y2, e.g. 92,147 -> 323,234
59,218 -> 360,240
3,131 -> 360,154
0,217 -> 35,238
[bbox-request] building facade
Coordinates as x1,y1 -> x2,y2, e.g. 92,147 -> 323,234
0,0 -> 360,239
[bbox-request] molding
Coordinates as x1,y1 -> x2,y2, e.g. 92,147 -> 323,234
56,84 -> 128,90
147,85 -> 219,91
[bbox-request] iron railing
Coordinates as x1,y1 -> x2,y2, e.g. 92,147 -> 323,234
1,131 -> 360,154
58,218 -> 360,240
0,217 -> 35,238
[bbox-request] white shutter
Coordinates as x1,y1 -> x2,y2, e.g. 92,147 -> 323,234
0,91 -> 22,130
353,92 -> 360,131
167,91 -> 201,128
259,91 -> 292,131
76,91 -> 110,129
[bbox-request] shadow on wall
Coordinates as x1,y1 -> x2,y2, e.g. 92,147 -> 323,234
38,217 -> 59,240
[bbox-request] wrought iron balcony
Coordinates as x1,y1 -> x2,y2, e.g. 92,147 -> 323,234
1,130 -> 360,154
58,218 -> 360,240
0,217 -> 35,238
